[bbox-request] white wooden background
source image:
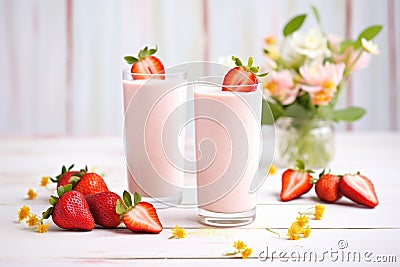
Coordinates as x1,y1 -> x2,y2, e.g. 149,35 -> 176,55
0,0 -> 399,135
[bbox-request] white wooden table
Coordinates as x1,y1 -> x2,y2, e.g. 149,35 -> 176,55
1,131 -> 399,266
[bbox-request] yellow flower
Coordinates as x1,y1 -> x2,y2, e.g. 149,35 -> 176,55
27,188 -> 38,200
303,225 -> 311,238
296,214 -> 309,228
37,223 -> 49,233
169,225 -> 186,239
90,166 -> 98,173
287,222 -> 301,240
268,164 -> 277,175
26,214 -> 39,227
314,204 -> 325,220
241,247 -> 252,259
40,176 -> 50,187
233,240 -> 247,250
17,205 -> 30,222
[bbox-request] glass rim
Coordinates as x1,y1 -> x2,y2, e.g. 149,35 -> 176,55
122,69 -> 187,79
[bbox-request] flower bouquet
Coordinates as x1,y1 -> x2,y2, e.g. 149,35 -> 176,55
261,6 -> 382,168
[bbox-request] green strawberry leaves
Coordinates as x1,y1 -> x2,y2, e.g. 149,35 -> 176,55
42,184 -> 72,219
231,56 -> 268,78
116,191 -> 143,218
124,45 -> 158,64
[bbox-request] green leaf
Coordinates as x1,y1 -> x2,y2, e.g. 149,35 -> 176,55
123,190 -> 132,208
68,164 -> 74,171
311,5 -> 321,24
68,176 -> 80,186
42,207 -> 53,219
61,165 -> 67,174
134,192 -> 142,206
258,72 -> 269,77
284,103 -> 309,119
332,107 -> 366,122
57,186 -> 64,197
232,56 -> 242,67
148,45 -> 158,55
317,105 -> 334,120
296,160 -> 305,171
261,100 -> 284,125
63,183 -> 73,192
124,56 -> 138,64
115,199 -> 127,215
250,66 -> 259,73
283,14 -> 306,37
49,196 -> 59,206
247,57 -> 253,68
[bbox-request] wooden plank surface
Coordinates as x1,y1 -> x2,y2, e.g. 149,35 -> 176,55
0,132 -> 399,266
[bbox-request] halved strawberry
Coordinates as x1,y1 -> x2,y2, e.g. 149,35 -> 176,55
124,46 -> 165,80
116,191 -> 162,234
314,170 -> 342,203
280,160 -> 313,202
339,173 -> 378,208
222,56 -> 268,92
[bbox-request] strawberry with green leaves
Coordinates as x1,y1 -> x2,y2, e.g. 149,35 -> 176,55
42,184 -> 95,230
124,46 -> 165,80
69,166 -> 109,196
116,191 -> 163,234
222,56 -> 268,92
280,160 -> 313,202
50,164 -> 80,188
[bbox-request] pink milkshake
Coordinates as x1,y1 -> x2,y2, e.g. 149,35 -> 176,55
194,82 -> 262,226
122,71 -> 187,207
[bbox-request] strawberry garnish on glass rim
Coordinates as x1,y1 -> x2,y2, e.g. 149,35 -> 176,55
222,56 -> 268,92
116,191 -> 163,234
124,46 -> 165,80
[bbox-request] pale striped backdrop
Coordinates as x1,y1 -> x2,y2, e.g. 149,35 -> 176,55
0,0 -> 398,135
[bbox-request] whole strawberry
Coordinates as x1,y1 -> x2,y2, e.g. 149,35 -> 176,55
280,160 -> 313,202
116,191 -> 163,234
69,167 -> 109,196
50,164 -> 80,188
86,191 -> 122,228
340,173 -> 379,208
314,170 -> 342,203
42,184 -> 94,230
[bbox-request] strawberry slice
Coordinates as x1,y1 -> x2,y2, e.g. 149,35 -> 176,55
339,173 -> 378,208
280,160 -> 313,202
116,191 -> 162,234
124,46 -> 165,80
222,56 -> 268,92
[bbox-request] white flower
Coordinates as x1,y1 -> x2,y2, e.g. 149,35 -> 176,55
361,38 -> 379,55
280,27 -> 331,67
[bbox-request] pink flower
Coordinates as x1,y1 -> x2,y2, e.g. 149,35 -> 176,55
332,47 -> 370,73
262,70 -> 299,105
299,62 -> 345,105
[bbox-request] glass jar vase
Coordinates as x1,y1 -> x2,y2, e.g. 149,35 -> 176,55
275,117 -> 335,169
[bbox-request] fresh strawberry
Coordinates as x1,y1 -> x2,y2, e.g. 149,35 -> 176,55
50,164 -> 79,188
116,191 -> 162,234
42,184 -> 95,230
314,170 -> 342,203
69,167 -> 109,196
124,46 -> 165,80
222,56 -> 268,92
280,160 -> 313,202
86,191 -> 122,228
339,173 -> 379,208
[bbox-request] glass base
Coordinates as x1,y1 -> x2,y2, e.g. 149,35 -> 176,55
198,207 -> 256,227
140,192 -> 182,209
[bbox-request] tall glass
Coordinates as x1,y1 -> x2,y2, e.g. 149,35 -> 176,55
194,79 -> 263,226
122,71 -> 187,208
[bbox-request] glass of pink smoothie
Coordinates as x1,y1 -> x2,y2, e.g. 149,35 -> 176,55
194,78 -> 262,226
122,70 -> 188,208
